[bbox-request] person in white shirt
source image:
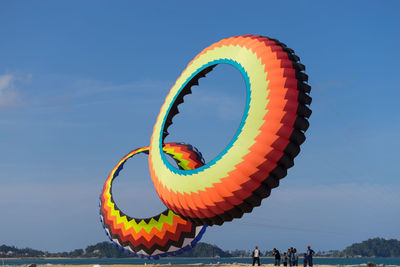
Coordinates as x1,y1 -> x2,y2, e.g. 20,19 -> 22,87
252,246 -> 261,266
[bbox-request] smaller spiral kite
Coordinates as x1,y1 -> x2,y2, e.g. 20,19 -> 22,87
100,143 -> 207,259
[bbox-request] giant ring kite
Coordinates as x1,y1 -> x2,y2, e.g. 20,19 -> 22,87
149,35 -> 311,226
100,143 -> 207,259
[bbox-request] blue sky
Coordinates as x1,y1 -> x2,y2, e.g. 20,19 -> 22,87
1,1 -> 399,254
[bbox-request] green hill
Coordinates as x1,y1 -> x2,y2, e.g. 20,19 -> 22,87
339,238 -> 400,257
84,242 -> 130,258
178,242 -> 232,257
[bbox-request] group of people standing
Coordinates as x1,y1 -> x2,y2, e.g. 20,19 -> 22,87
252,246 -> 315,266
275,247 -> 298,266
272,246 -> 315,267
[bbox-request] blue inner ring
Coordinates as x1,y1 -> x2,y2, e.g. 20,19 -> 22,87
159,59 -> 252,175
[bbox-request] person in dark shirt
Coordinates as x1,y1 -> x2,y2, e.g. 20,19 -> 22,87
303,253 -> 307,267
273,248 -> 281,266
306,245 -> 315,266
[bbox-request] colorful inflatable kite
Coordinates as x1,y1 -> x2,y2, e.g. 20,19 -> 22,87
100,143 -> 207,259
100,35 -> 311,258
149,35 -> 311,226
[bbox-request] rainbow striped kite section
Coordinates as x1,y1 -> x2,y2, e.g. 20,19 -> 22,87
100,143 -> 207,259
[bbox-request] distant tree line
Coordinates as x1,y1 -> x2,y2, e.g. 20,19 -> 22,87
1,237 -> 400,258
0,243 -> 128,258
0,245 -> 46,258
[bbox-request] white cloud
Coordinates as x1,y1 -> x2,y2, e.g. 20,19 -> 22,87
0,74 -> 13,89
26,75 -> 169,113
0,74 -> 19,107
